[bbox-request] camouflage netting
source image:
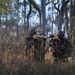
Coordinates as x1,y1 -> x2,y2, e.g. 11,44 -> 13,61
23,28 -> 73,63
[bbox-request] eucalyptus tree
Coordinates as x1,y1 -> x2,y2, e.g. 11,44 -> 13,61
27,0 -> 32,31
41,0 -> 46,34
27,0 -> 46,34
23,0 -> 26,32
54,0 -> 70,31
30,0 -> 54,34
26,0 -> 41,31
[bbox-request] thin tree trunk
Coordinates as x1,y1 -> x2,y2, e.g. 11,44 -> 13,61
64,0 -> 68,34
6,11 -> 8,37
27,0 -> 32,31
16,24 -> 19,40
0,15 -> 1,27
24,0 -> 26,32
69,0 -> 73,41
16,0 -> 19,40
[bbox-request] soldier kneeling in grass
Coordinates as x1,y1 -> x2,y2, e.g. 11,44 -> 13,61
50,31 -> 73,63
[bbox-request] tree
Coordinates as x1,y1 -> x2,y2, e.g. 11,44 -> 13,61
0,0 -> 11,36
28,0 -> 46,34
54,0 -> 69,31
70,0 -> 75,45
23,0 -> 27,32
30,0 -> 41,27
41,0 -> 46,34
27,0 -> 32,31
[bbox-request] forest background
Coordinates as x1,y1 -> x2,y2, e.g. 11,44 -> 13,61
0,0 -> 75,75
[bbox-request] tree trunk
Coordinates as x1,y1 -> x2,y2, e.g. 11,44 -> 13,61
54,0 -> 69,31
70,0 -> 75,46
69,0 -> 73,40
27,0 -> 32,31
6,11 -> 8,37
41,0 -> 46,34
16,24 -> 19,40
24,0 -> 27,32
64,0 -> 68,34
0,15 -> 1,28
70,0 -> 75,30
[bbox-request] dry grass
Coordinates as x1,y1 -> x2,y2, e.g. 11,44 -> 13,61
0,37 -> 75,75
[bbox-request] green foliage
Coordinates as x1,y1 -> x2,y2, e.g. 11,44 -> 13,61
0,0 -> 11,14
68,30 -> 75,36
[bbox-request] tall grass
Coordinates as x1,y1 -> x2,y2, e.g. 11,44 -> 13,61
0,37 -> 75,75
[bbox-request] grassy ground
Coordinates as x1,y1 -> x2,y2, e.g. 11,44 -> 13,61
0,37 -> 75,75
0,62 -> 75,75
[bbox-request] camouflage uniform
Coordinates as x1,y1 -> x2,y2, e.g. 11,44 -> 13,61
24,27 -> 37,57
32,27 -> 47,62
51,31 -> 73,62
24,26 -> 47,62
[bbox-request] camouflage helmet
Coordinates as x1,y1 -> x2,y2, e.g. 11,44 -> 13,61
55,31 -> 64,38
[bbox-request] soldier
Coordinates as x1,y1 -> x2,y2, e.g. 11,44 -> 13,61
24,26 -> 47,62
32,27 -> 47,62
24,27 -> 37,57
51,31 -> 73,62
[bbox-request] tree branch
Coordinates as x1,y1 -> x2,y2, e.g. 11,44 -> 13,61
54,2 -> 60,12
27,0 -> 32,30
46,1 -> 51,5
31,0 -> 41,13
